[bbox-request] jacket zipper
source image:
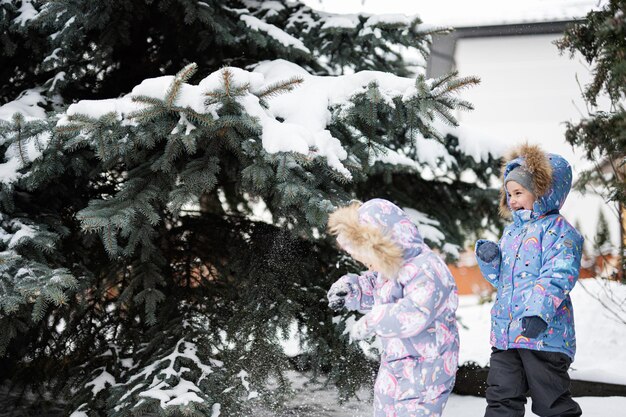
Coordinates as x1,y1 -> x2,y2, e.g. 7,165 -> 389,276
507,221 -> 529,347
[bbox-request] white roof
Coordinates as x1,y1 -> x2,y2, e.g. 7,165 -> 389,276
302,0 -> 608,28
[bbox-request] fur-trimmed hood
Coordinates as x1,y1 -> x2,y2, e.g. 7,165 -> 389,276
499,144 -> 572,218
327,198 -> 424,279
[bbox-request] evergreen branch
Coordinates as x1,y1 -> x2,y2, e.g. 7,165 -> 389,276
204,91 -> 222,100
131,94 -> 166,107
182,106 -> 215,127
231,83 -> 251,97
255,77 -> 304,99
222,67 -> 233,96
128,106 -> 169,122
10,113 -> 29,165
64,113 -> 103,125
434,75 -> 481,97
210,114 -> 256,132
31,296 -> 48,322
180,134 -> 197,155
102,223 -> 119,257
165,63 -> 199,109
55,124 -> 84,136
453,98 -> 475,111
131,95 -> 164,106
432,102 -> 459,127
429,71 -> 458,91
152,137 -> 183,173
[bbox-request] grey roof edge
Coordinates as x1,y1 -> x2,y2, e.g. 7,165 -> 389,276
452,19 -> 582,39
425,19 -> 584,78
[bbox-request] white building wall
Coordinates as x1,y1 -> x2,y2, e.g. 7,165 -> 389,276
454,34 -> 618,248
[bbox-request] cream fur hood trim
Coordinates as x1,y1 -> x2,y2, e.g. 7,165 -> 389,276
327,202 -> 404,279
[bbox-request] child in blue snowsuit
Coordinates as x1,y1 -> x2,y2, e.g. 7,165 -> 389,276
475,144 -> 583,417
326,198 -> 459,417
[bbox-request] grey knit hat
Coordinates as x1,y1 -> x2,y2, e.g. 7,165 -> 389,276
505,166 -> 534,195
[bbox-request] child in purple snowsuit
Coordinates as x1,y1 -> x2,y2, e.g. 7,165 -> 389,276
327,198 -> 459,417
475,144 -> 583,417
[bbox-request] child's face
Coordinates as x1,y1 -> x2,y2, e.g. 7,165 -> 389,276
506,181 -> 535,211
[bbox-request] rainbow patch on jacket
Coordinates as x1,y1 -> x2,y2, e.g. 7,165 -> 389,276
524,236 -> 540,248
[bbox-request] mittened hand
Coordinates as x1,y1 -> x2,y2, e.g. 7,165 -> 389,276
476,239 -> 500,263
327,281 -> 351,312
521,316 -> 548,338
349,315 -> 373,342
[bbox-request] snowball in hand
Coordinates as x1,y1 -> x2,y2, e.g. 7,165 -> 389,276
327,281 -> 350,312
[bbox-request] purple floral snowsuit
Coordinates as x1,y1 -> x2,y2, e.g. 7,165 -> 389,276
331,199 -> 459,417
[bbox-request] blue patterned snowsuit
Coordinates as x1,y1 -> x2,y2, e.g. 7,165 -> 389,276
330,199 -> 459,417
476,154 -> 584,359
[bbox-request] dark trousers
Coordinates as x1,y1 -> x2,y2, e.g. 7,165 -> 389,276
484,348 -> 582,417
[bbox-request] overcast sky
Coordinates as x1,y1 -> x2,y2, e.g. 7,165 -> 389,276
301,0 -> 607,27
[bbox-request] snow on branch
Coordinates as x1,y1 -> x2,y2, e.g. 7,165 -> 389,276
242,0 -> 286,18
13,0 -> 39,26
0,96 -> 52,184
364,14 -> 413,28
0,89 -> 47,121
50,59 -> 496,181
403,207 -> 445,244
240,14 -> 311,53
114,338 -> 218,412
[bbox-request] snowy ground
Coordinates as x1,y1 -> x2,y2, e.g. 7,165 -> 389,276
260,371 -> 626,417
272,278 -> 626,416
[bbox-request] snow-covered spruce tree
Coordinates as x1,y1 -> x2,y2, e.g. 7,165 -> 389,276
557,0 -> 626,278
0,1 -> 501,415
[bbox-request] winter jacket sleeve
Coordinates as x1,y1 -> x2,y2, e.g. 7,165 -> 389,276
359,258 -> 441,339
331,271 -> 377,311
475,239 -> 501,287
523,220 -> 584,323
